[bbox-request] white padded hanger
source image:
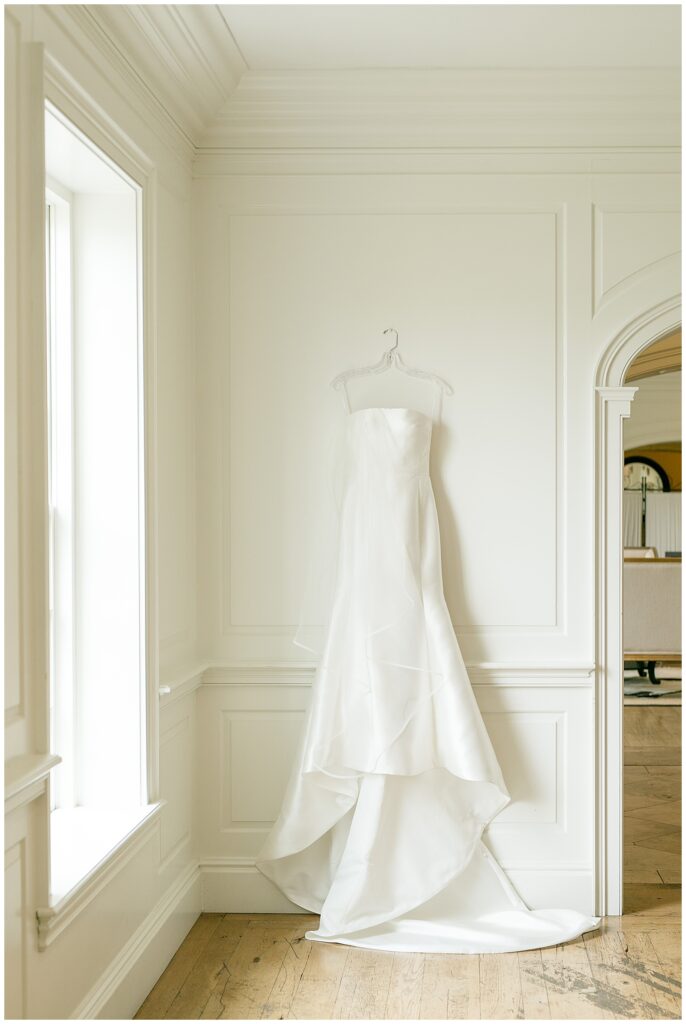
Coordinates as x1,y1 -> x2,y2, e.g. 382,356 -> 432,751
330,329 -> 454,413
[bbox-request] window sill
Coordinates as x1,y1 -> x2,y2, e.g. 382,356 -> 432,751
37,801 -> 162,950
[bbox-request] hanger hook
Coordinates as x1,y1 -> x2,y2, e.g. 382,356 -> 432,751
383,327 -> 399,355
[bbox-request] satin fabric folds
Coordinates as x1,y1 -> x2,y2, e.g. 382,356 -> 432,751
256,406 -> 601,953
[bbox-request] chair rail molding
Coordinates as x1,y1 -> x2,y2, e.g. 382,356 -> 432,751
593,295 -> 682,918
201,662 -> 597,687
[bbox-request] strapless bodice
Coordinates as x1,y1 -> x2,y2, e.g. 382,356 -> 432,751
345,407 -> 433,484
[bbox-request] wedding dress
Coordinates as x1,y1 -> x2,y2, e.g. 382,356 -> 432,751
256,405 -> 601,953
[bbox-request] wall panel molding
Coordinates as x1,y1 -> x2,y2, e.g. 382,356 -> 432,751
592,202 -> 681,315
220,711 -> 304,830
196,670 -> 595,910
218,203 -> 569,657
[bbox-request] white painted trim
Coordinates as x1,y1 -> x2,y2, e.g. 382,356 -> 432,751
75,4 -> 245,148
36,802 -> 163,950
594,386 -> 639,919
200,859 -> 306,915
43,54 -> 157,187
201,662 -> 596,686
71,861 -> 201,1020
29,10 -> 684,159
594,297 -> 683,388
200,67 -> 680,150
7,33 -> 51,758
193,148 -> 681,179
593,298 -> 682,918
198,859 -> 594,916
159,664 -> 207,709
43,54 -> 161,811
42,4 -> 196,161
5,753 -> 61,813
467,665 -> 595,681
203,662 -> 317,684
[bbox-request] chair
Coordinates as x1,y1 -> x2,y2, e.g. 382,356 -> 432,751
623,558 -> 682,684
624,546 -> 658,559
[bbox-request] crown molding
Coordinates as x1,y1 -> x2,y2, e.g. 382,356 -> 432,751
65,4 -> 246,150
44,4 -> 192,158
199,67 -> 681,151
34,9 -> 682,161
33,9 -> 683,156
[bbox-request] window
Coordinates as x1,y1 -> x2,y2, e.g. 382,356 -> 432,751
45,106 -> 151,900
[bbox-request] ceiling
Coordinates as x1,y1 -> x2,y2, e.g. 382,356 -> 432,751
81,4 -> 682,150
219,4 -> 681,71
625,330 -> 683,382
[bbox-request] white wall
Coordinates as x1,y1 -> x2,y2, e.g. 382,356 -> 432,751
5,6 -> 199,1018
193,153 -> 680,914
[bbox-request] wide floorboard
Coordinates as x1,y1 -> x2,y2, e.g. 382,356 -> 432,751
137,706 -> 681,1020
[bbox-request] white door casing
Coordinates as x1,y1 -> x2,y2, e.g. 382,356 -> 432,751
594,297 -> 681,917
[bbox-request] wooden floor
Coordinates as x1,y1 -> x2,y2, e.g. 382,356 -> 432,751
137,706 -> 681,1020
624,706 -> 681,887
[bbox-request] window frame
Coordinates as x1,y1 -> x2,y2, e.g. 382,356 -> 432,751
45,179 -> 76,811
45,105 -> 151,805
39,83 -> 160,920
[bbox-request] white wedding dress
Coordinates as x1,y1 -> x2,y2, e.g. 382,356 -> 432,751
256,405 -> 601,953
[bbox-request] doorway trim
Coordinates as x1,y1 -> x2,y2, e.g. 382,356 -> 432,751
594,296 -> 681,917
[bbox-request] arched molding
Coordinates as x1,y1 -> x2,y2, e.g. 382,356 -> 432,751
593,296 -> 681,916
595,296 -> 681,389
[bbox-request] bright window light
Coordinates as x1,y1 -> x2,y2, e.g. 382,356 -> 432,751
45,105 -> 149,901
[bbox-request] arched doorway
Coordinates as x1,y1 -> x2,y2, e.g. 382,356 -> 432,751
594,298 -> 681,917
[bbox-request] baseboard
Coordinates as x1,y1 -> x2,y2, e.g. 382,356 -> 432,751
72,862 -> 202,1020
69,854 -> 595,1018
198,858 -> 596,917
200,858 -> 308,914
506,868 -> 595,914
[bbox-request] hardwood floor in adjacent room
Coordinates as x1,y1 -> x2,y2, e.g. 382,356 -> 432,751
624,705 -> 681,887
136,706 -> 681,1020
